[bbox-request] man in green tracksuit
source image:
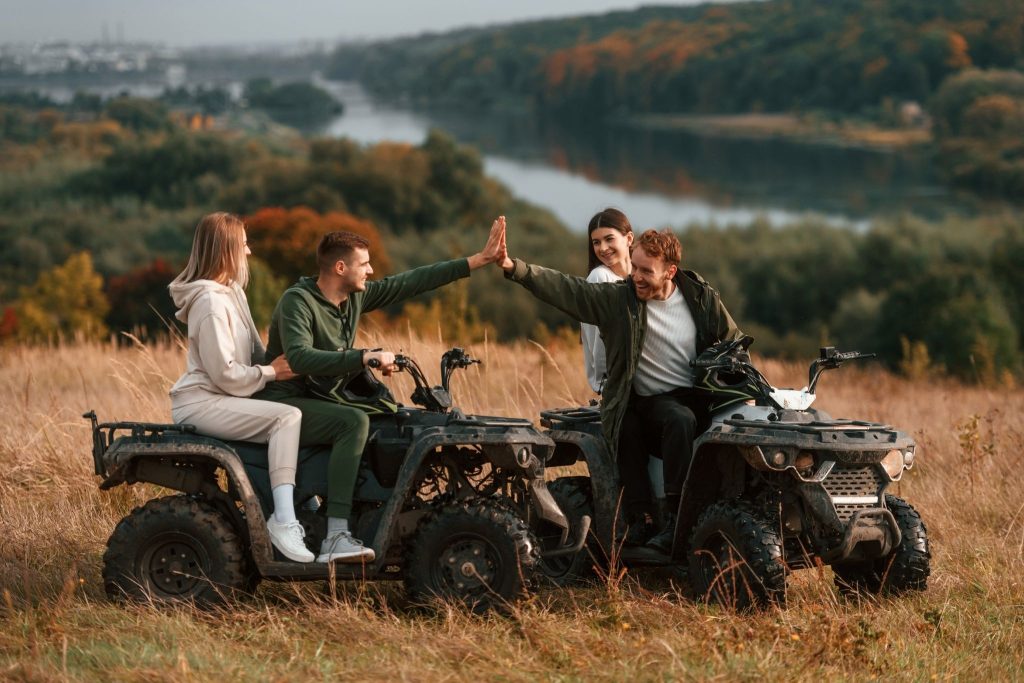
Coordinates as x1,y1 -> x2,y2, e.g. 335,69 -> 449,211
496,217 -> 744,557
256,219 -> 506,563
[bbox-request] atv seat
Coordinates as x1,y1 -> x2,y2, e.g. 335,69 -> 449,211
223,441 -> 331,514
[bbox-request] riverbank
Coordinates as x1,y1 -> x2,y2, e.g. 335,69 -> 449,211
626,113 -> 932,150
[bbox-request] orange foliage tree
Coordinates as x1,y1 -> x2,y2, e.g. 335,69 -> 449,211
245,206 -> 390,282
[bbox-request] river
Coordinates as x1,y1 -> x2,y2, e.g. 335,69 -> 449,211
18,77 -> 982,233
316,81 -> 981,233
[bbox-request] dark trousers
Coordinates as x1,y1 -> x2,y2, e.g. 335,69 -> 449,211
617,388 -> 710,516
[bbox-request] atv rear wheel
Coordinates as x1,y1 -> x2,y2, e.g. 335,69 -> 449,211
103,495 -> 251,605
537,477 -> 596,586
688,500 -> 786,610
406,499 -> 540,612
833,495 -> 930,596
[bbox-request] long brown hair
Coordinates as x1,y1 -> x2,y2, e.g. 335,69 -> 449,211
586,208 -> 633,273
172,212 -> 249,288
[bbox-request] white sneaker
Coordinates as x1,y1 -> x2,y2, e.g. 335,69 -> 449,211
317,531 -> 375,563
267,517 -> 315,563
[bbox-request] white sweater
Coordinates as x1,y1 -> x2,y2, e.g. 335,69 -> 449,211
168,279 -> 275,407
581,265 -> 622,393
632,285 -> 697,396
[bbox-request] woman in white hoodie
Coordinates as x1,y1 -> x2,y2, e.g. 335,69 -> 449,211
169,212 -> 314,563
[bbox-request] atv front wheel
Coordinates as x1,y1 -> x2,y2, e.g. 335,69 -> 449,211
406,499 -> 540,612
103,495 -> 251,605
537,477 -> 596,586
688,500 -> 786,610
833,495 -> 930,596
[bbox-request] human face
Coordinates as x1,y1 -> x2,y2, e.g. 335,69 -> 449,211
339,247 -> 373,293
630,246 -> 677,301
242,229 -> 251,257
590,227 -> 633,276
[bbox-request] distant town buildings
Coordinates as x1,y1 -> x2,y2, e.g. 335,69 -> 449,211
0,41 -> 181,78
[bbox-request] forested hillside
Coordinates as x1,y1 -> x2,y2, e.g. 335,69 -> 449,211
328,0 -> 1023,117
1,86 -> 1022,379
0,98 -> 581,342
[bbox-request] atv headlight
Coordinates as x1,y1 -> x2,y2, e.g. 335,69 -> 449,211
515,446 -> 532,468
903,446 -> 916,468
881,449 -> 905,480
794,451 -> 815,474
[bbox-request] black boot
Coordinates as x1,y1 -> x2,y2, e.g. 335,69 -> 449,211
618,510 -> 657,547
646,512 -> 677,556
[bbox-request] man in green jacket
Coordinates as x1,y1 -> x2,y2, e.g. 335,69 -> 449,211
256,219 -> 506,563
497,218 -> 744,556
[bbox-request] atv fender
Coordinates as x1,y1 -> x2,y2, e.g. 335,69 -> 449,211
671,438 -> 747,562
545,429 -> 619,551
367,425 -> 559,572
98,434 -> 291,576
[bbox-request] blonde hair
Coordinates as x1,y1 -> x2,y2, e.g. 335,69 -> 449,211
172,212 -> 249,288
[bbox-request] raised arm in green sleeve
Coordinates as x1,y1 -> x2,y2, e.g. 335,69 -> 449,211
362,258 -> 471,312
505,258 -> 613,326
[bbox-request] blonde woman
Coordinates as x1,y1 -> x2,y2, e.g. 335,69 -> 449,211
169,212 -> 313,563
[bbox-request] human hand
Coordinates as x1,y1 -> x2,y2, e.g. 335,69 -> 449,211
467,215 -> 507,270
496,215 -> 513,271
269,355 -> 297,381
364,350 -> 397,375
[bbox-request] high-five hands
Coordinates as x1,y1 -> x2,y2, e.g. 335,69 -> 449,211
467,216 -> 509,270
493,215 -> 513,271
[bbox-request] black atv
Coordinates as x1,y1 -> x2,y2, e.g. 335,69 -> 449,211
537,338 -> 930,609
85,347 -> 588,611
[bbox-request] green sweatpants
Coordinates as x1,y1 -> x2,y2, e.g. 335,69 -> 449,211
270,396 -> 369,519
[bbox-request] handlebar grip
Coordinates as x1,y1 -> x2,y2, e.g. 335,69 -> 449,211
833,350 -> 866,361
691,358 -> 721,369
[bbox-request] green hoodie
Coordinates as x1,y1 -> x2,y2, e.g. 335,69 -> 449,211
257,258 -> 471,400
504,258 -> 744,454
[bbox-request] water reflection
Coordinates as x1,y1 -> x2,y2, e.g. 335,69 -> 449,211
318,81 -> 848,230
316,81 -> 980,231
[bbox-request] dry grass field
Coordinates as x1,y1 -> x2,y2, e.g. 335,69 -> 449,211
1,329 -> 1022,681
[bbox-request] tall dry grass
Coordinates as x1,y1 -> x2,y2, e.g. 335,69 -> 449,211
1,332 -> 1022,681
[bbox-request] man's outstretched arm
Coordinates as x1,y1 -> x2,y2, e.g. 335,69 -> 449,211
362,217 -> 506,312
496,216 -> 612,326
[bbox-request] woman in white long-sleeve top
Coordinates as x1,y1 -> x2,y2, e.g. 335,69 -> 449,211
582,208 -> 634,393
169,212 -> 314,563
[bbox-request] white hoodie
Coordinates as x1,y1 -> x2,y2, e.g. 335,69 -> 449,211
168,279 -> 275,407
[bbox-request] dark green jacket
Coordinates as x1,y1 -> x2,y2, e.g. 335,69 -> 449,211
256,258 -> 471,400
505,258 -> 744,453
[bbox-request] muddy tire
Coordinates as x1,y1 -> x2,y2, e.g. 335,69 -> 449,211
406,499 -> 540,613
688,500 -> 786,610
537,476 -> 596,586
103,495 -> 250,605
833,495 -> 930,596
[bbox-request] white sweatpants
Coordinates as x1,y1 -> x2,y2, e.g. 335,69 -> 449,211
172,396 -> 302,489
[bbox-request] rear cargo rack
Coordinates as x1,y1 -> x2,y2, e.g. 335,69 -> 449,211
539,406 -> 601,428
83,410 -> 196,476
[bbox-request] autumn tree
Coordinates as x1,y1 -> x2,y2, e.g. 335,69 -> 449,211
105,258 -> 179,339
15,252 -> 110,342
245,206 -> 390,282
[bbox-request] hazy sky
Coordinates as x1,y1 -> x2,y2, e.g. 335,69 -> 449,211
0,1 -> 713,46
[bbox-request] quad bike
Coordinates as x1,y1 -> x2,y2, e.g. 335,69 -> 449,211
538,337 -> 930,609
85,347 -> 589,611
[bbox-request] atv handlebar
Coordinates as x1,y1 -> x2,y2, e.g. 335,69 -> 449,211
367,349 -> 480,413
808,347 -> 876,393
